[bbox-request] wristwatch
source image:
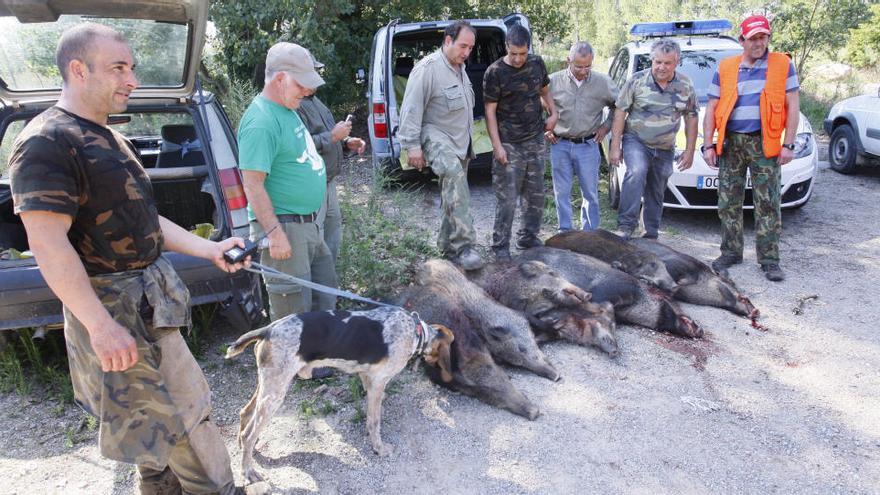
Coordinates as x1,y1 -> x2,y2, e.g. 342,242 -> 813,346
782,143 -> 795,150
700,143 -> 713,153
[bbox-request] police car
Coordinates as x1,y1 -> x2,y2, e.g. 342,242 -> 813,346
603,20 -> 819,210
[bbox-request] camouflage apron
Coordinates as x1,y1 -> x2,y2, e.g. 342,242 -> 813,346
63,255 -> 204,471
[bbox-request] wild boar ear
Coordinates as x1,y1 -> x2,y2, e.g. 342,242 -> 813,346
527,314 -> 554,332
518,261 -> 541,278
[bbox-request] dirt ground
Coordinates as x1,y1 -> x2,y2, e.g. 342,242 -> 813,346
2,147 -> 880,494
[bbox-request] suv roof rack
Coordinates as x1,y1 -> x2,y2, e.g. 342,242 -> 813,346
630,19 -> 732,38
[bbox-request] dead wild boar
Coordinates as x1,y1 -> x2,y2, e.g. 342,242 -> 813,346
400,259 -> 560,381
417,307 -> 541,420
468,261 -> 619,356
519,247 -> 704,338
629,238 -> 759,318
531,303 -> 619,356
545,230 -> 680,292
470,260 -> 590,315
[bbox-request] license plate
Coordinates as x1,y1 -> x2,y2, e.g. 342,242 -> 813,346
696,175 -> 752,189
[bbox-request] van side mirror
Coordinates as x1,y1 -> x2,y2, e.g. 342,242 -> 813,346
355,67 -> 366,85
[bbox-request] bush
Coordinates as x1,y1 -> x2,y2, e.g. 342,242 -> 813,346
0,328 -> 73,403
845,4 -> 880,69
336,171 -> 440,308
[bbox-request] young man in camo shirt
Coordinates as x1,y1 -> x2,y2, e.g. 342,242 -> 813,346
483,24 -> 558,261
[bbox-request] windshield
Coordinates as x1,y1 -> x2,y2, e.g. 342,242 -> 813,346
0,15 -> 189,91
636,49 -> 742,102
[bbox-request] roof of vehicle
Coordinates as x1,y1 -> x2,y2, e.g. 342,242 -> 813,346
382,13 -> 528,34
625,35 -> 741,55
392,18 -> 506,31
0,0 -> 207,103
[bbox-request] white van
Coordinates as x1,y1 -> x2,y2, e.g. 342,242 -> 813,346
364,14 -> 530,178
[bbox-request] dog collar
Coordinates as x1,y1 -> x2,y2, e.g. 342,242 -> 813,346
410,312 -> 429,355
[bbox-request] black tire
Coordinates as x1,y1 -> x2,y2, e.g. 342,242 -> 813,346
829,124 -> 858,174
608,165 -> 621,210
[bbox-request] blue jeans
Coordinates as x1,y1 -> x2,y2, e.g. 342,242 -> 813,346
550,139 -> 601,231
617,134 -> 674,237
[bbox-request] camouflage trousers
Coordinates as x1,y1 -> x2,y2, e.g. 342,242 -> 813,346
717,132 -> 782,265
63,257 -> 235,494
425,138 -> 477,257
492,134 -> 546,251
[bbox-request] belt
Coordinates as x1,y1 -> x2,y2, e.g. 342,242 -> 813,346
276,212 -> 318,223
731,130 -> 761,136
559,133 -> 596,144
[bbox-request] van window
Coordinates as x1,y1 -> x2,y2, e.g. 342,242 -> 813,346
0,120 -> 26,177
1,111 -> 195,174
391,27 -> 505,119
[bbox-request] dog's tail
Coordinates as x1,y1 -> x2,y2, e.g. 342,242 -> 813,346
225,326 -> 272,359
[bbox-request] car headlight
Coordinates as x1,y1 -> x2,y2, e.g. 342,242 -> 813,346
792,132 -> 813,159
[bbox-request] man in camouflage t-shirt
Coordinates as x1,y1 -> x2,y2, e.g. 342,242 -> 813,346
8,23 -> 252,494
483,24 -> 557,261
609,39 -> 698,239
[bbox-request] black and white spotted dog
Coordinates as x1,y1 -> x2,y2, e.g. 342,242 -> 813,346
225,306 -> 454,483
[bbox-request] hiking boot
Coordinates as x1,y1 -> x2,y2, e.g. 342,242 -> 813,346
711,254 -> 743,275
761,263 -> 785,282
493,249 -> 512,263
515,235 -> 543,250
614,227 -> 634,240
642,233 -> 658,240
454,247 -> 484,271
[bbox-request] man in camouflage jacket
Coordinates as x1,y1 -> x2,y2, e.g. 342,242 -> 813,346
8,23 -> 254,495
609,39 -> 698,240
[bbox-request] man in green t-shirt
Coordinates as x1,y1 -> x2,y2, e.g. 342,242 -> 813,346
238,42 -> 337,320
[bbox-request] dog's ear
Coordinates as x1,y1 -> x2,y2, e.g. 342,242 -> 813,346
431,324 -> 455,382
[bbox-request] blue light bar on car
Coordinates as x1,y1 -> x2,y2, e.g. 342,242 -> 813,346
630,19 -> 732,38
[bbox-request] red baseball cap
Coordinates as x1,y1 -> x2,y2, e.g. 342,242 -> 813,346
741,15 -> 772,39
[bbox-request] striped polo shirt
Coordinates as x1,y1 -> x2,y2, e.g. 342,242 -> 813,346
707,52 -> 799,133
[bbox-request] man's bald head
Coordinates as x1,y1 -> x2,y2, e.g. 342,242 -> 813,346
56,23 -> 128,82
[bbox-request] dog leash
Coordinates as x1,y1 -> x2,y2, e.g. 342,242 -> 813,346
243,262 -> 399,309
242,262 -> 431,354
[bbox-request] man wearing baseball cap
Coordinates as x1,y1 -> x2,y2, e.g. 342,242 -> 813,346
703,14 -> 800,282
238,42 -> 339,319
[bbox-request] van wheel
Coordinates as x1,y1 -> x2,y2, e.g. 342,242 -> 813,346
829,124 -> 858,174
608,165 -> 620,210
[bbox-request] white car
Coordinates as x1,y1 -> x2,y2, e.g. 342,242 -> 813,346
824,88 -> 880,174
603,20 -> 819,210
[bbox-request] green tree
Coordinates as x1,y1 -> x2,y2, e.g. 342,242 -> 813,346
772,0 -> 872,79
208,0 -> 570,112
845,3 -> 880,69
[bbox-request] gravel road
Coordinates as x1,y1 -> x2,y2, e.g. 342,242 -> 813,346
2,151 -> 879,494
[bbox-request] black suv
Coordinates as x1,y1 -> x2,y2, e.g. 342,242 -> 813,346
0,0 -> 263,332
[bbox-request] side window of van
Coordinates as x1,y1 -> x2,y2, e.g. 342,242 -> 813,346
0,120 -> 27,177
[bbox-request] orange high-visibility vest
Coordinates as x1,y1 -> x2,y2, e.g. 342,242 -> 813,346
714,52 -> 791,158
